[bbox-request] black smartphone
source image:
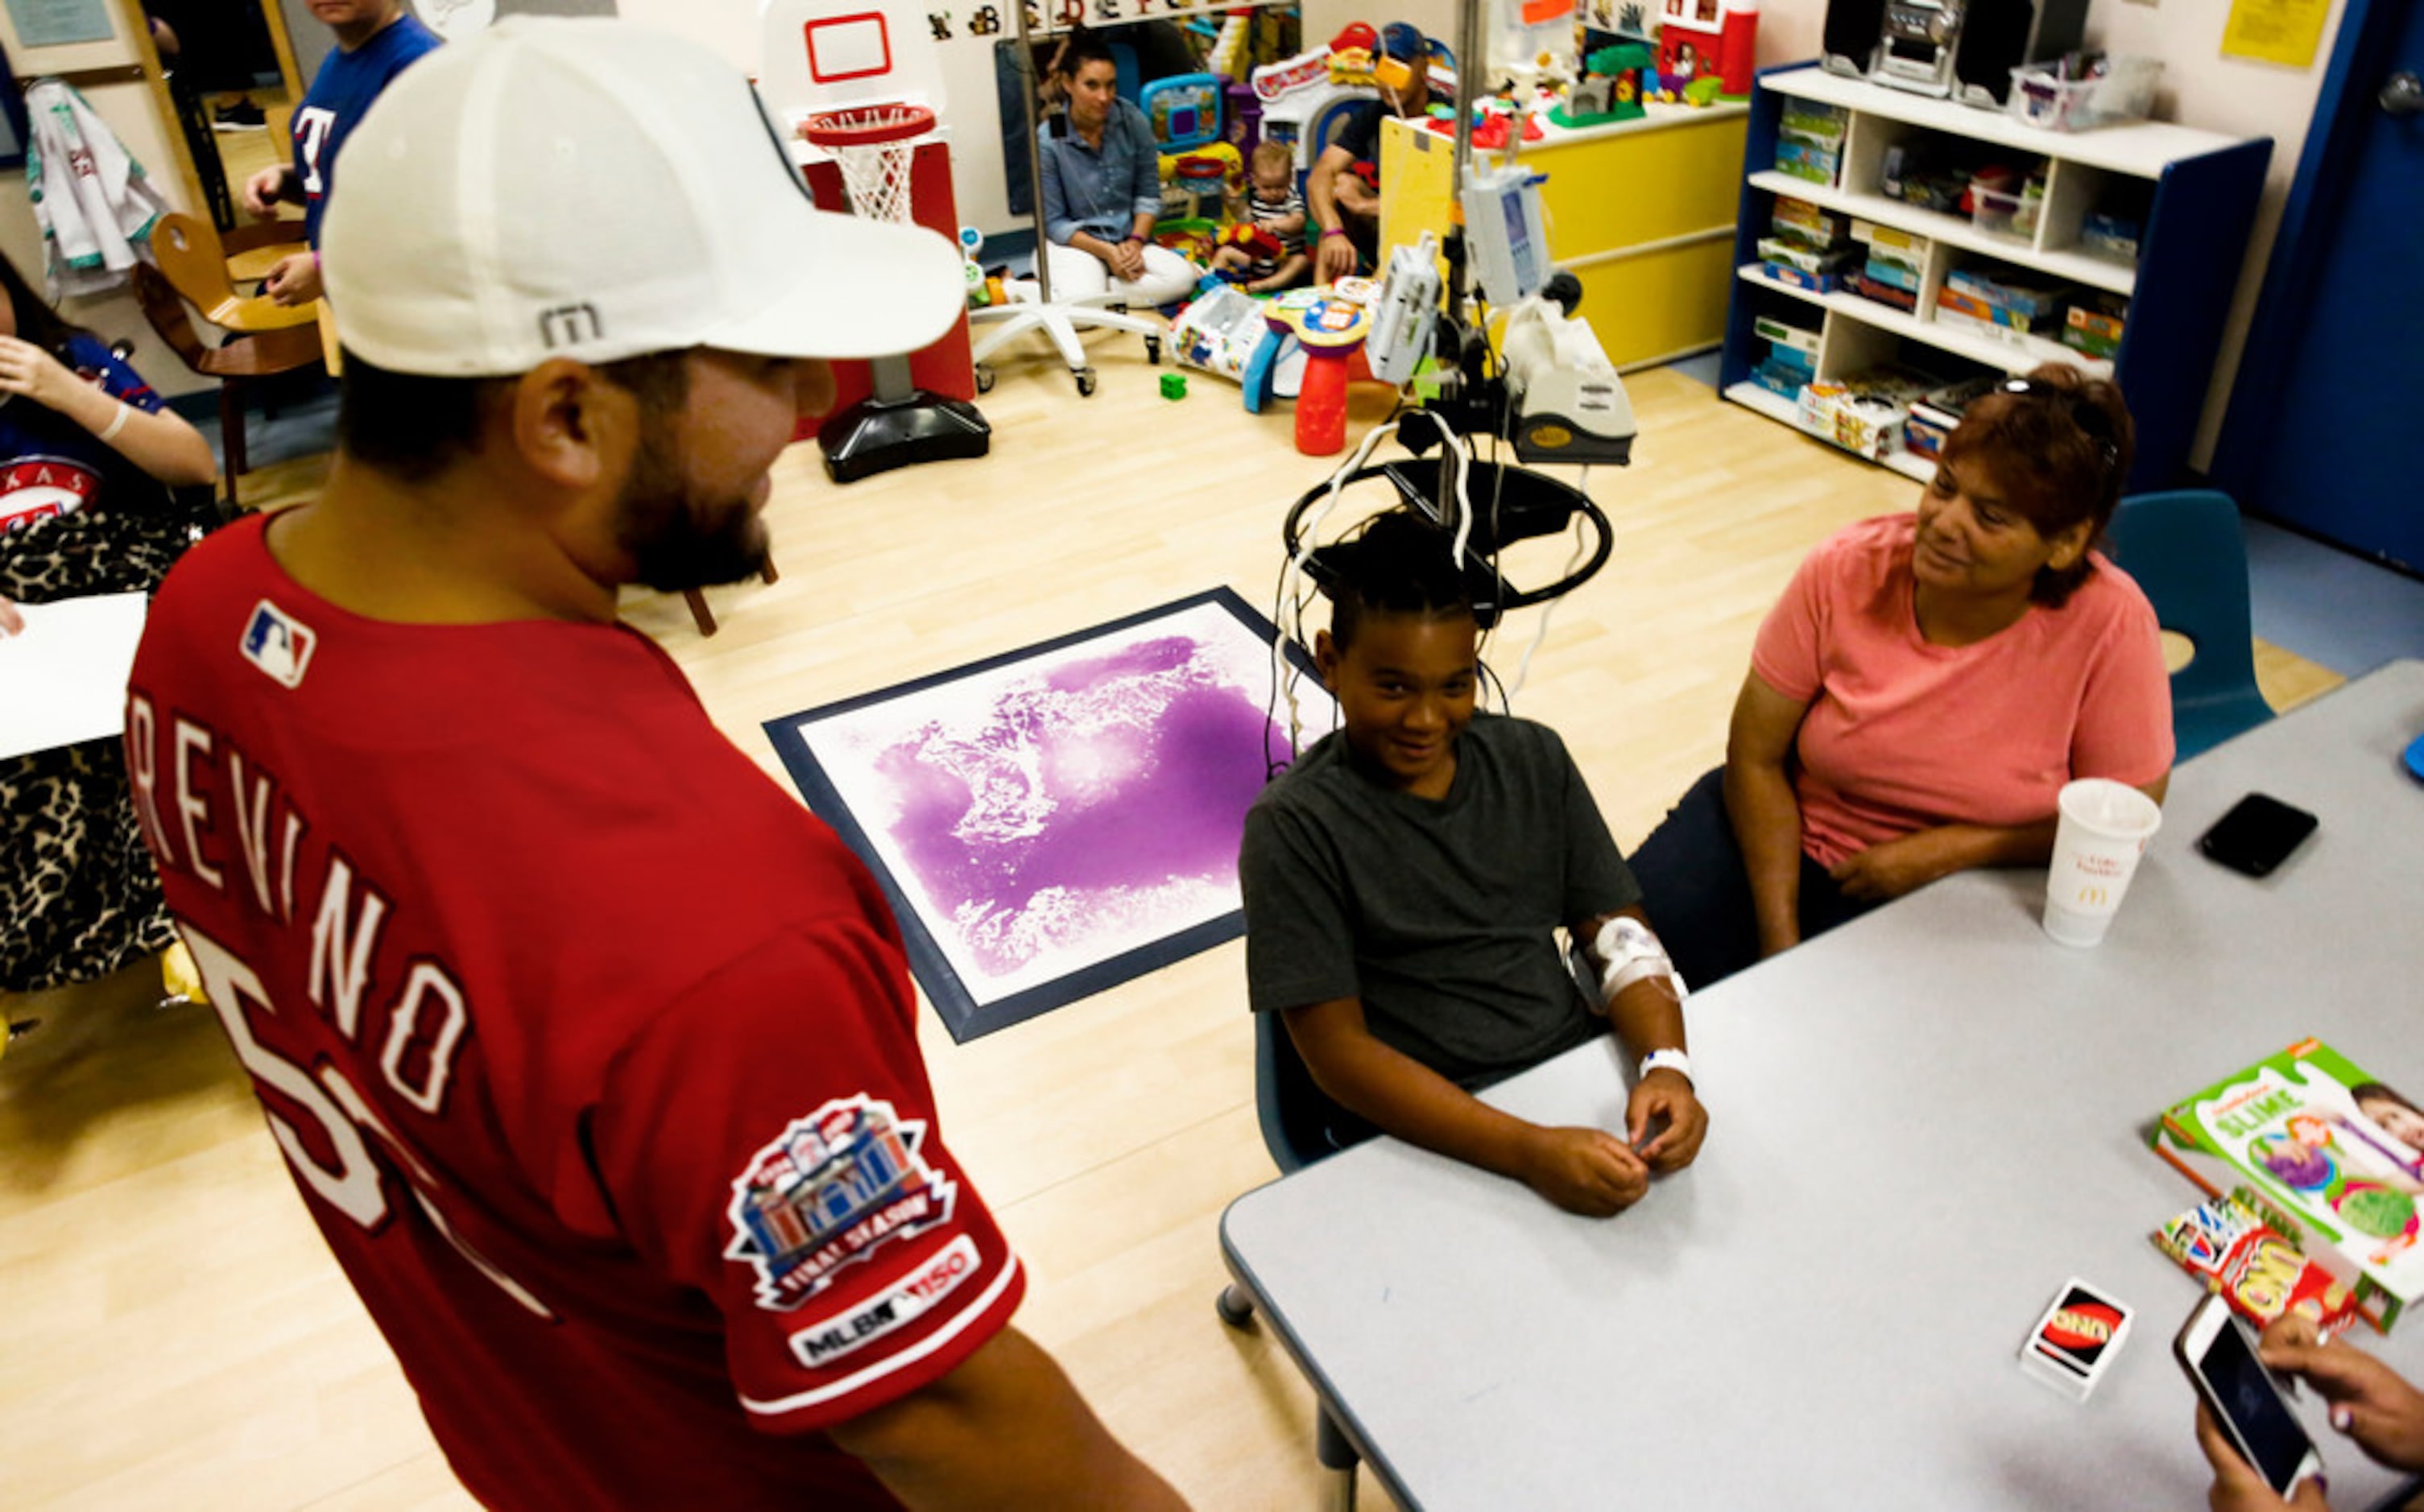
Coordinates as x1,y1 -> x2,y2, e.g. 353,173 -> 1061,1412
2198,793 -> 2319,877
2175,1295 -> 2325,1498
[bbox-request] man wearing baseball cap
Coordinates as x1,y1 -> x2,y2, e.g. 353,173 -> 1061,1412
1309,21 -> 1434,284
127,20 -> 1185,1510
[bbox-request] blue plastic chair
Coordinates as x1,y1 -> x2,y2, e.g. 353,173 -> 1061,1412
1219,1016 -> 1343,1345
2103,490 -> 2277,761
1217,1009 -> 1367,1502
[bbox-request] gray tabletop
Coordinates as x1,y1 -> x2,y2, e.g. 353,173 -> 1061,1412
1222,659 -> 2424,1510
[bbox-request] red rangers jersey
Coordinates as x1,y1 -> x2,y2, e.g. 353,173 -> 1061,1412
126,515 -> 1024,1508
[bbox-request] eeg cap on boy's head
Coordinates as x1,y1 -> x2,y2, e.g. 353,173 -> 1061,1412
322,18 -> 962,378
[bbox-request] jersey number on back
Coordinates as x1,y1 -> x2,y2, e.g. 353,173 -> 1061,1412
180,926 -> 552,1317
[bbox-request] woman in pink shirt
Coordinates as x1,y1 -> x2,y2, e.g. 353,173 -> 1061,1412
1632,365 -> 2174,989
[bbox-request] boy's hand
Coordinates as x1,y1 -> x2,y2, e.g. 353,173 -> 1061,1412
1628,1072 -> 1707,1172
2261,1314 -> 2424,1472
242,165 -> 292,219
264,251 -> 323,306
2195,1403 -> 2330,1511
1517,1125 -> 1647,1217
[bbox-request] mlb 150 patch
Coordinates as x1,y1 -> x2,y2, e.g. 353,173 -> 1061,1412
788,1234 -> 982,1367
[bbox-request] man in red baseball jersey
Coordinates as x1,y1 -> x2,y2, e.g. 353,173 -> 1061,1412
126,19 -> 1182,1509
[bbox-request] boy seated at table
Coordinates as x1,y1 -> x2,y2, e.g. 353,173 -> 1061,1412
1238,510 -> 1708,1217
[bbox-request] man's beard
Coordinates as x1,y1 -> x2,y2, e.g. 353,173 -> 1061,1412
614,417 -> 769,593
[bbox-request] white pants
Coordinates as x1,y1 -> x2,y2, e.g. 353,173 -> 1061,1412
1041,239 -> 1198,307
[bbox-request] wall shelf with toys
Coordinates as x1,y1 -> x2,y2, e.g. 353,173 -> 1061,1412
1719,64 -> 2271,492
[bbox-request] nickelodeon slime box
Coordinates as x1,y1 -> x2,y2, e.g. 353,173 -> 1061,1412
2152,1039 -> 2424,1332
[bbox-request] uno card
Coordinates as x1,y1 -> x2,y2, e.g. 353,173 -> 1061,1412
2020,1278 -> 2132,1401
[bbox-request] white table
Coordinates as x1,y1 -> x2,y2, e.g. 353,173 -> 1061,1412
1222,660 -> 2424,1510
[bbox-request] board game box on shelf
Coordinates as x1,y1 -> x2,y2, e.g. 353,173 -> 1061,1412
2151,1039 -> 2424,1331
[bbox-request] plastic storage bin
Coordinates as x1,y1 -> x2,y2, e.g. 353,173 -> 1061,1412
1969,181 -> 2037,240
2009,56 -> 2162,132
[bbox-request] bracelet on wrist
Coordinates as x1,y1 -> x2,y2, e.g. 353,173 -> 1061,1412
1319,226 -> 1349,239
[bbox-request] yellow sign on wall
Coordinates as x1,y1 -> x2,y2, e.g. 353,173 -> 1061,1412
2220,0 -> 2331,68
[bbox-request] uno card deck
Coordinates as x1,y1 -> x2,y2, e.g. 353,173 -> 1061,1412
2021,1279 -> 2133,1401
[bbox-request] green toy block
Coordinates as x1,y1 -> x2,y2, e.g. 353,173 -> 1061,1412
1160,372 -> 1188,400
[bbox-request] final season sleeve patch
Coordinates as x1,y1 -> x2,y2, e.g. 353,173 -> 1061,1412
724,1097 -> 959,1312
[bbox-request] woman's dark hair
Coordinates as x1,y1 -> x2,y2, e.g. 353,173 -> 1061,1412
336,348 -> 690,484
0,250 -> 95,359
1053,27 -> 1116,78
1322,509 -> 1475,650
1940,362 -> 2136,607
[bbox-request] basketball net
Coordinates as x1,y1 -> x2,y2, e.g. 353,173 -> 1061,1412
801,103 -> 935,227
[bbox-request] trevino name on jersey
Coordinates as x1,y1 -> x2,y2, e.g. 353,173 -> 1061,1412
125,517 -> 1024,1509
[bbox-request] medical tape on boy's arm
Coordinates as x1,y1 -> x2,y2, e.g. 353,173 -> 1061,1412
1595,915 -> 1688,1005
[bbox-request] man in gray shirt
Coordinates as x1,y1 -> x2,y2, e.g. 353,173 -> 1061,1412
1239,510 -> 1708,1216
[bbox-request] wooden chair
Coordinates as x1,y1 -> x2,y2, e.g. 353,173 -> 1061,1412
680,554 -> 780,637
220,217 -> 308,286
148,212 -> 318,333
129,262 -> 325,507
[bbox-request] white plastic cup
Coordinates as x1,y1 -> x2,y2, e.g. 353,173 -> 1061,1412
2043,778 -> 2164,947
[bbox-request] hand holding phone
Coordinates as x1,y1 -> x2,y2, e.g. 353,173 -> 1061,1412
2257,1312 -> 2424,1476
2199,793 -> 2319,878
2179,1294 -> 2326,1502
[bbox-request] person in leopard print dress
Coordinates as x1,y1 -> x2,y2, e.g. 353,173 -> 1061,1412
0,251 -> 217,994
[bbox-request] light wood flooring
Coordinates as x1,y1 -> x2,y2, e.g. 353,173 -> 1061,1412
0,339 -> 2343,1510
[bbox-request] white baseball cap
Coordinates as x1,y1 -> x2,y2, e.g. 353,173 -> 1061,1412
321,18 -> 963,377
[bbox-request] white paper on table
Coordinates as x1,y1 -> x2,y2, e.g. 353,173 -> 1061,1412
0,592 -> 149,758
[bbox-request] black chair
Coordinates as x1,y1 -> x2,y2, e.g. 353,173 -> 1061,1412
2104,489 -> 2277,761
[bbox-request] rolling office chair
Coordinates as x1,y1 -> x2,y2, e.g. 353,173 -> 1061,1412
970,21 -> 1166,398
2104,490 -> 2277,761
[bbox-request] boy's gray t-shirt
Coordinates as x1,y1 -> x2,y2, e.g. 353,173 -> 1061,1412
1239,714 -> 1641,1087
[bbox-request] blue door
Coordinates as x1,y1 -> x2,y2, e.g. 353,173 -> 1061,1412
2215,0 -> 2424,571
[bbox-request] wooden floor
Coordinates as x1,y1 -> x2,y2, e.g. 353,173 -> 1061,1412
0,337 -> 2343,1510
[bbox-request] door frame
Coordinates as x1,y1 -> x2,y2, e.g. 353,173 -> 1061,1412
2209,0 -> 2405,505
114,0 -> 308,224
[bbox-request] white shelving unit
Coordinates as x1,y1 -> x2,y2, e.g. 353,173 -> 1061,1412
1721,65 -> 2273,489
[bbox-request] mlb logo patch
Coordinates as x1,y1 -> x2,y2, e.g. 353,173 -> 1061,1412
241,599 -> 317,688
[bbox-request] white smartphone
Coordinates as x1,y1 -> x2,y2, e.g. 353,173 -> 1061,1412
2175,1294 -> 2325,1499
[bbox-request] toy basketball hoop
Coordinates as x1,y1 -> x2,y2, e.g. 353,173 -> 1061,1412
801,102 -> 936,226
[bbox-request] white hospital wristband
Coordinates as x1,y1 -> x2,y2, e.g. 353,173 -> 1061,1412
1638,1048 -> 1694,1088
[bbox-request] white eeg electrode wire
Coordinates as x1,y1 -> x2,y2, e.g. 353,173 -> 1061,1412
1504,465 -> 1592,701
1272,419 -> 1404,759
